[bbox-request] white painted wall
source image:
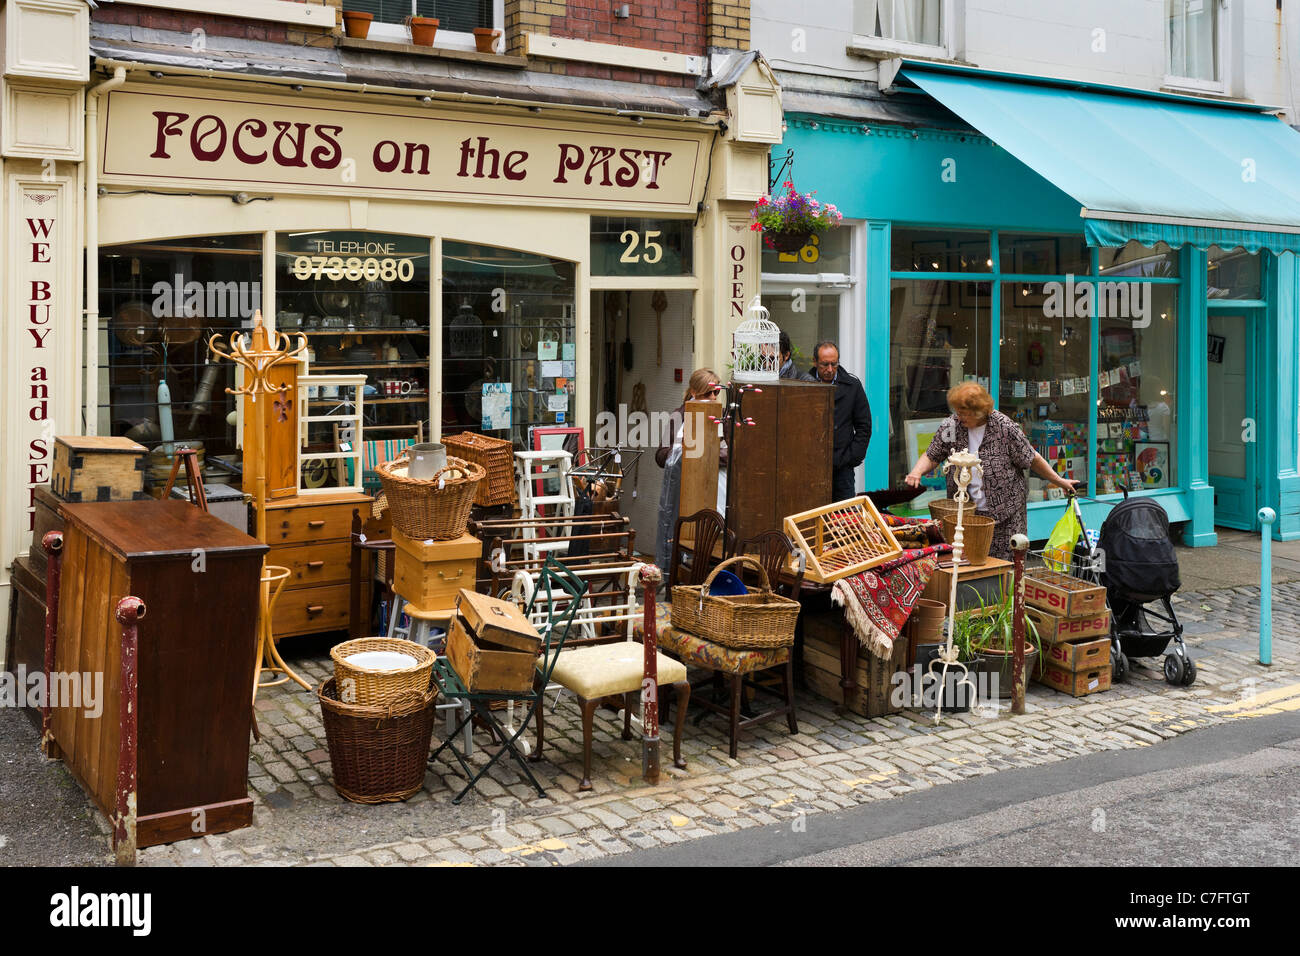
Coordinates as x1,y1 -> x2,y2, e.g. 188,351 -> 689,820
753,0 -> 1300,122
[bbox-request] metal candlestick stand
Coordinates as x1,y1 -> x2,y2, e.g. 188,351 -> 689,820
208,311 -> 311,696
930,449 -> 982,724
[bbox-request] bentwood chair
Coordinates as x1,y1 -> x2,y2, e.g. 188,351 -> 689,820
667,508 -> 733,588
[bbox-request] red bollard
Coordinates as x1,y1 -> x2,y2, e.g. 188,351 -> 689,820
639,564 -> 663,785
1010,534 -> 1029,715
40,532 -> 64,758
114,596 -> 145,866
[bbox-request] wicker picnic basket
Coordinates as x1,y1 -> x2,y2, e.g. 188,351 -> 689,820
374,452 -> 485,540
330,636 -> 436,708
671,555 -> 801,650
318,678 -> 437,804
441,431 -> 516,506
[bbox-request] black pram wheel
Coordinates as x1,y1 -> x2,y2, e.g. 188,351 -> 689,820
1163,653 -> 1185,685
1111,647 -> 1129,683
1181,657 -> 1197,687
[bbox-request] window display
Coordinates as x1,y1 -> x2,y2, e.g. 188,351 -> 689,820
441,242 -> 576,446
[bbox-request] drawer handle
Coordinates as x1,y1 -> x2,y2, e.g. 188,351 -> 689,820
306,560 -> 325,570
438,568 -> 465,581
306,604 -> 324,615
307,520 -> 326,529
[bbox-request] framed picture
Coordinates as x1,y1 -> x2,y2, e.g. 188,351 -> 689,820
959,279 -> 990,311
529,425 -> 585,499
957,240 -> 991,273
1208,333 -> 1226,364
1012,237 -> 1057,275
911,239 -> 951,272
1132,440 -> 1171,489
904,417 -> 950,488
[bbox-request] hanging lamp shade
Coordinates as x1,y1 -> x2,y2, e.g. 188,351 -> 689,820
731,295 -> 780,383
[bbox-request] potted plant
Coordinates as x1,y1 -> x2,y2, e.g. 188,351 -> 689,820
970,586 -> 1041,700
407,15 -> 439,46
918,605 -> 983,713
342,10 -> 373,39
749,180 -> 843,253
474,26 -> 502,53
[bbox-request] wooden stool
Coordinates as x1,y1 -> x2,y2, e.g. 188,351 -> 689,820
532,643 -> 690,790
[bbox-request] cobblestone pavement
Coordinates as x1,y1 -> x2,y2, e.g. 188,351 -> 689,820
112,583 -> 1299,866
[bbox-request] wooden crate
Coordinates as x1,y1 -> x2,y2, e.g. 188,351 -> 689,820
50,436 -> 148,503
446,615 -> 536,693
1034,657 -> 1112,697
1039,634 -> 1110,672
1027,606 -> 1111,643
921,558 -> 1011,611
1024,570 -> 1106,618
391,530 -> 479,613
801,617 -> 909,718
456,588 -> 543,653
784,496 -> 903,585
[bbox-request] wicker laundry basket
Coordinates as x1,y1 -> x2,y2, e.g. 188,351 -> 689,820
318,678 -> 437,804
330,637 -> 436,708
375,453 -> 484,540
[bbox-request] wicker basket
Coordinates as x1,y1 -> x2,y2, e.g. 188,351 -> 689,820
671,555 -> 801,650
442,432 -> 515,507
330,637 -> 436,708
375,453 -> 485,540
928,498 -> 961,522
317,678 -> 436,804
939,512 -> 997,566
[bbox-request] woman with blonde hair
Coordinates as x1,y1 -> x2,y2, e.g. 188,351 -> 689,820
905,382 -> 1078,559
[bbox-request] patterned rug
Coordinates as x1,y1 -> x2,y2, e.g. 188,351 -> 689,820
831,544 -> 952,660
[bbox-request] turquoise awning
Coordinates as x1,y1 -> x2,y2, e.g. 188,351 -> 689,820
901,64 -> 1300,255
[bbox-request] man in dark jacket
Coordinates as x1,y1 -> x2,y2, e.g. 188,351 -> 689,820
810,341 -> 870,502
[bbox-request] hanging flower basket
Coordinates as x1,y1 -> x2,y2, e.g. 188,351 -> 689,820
750,180 -> 843,252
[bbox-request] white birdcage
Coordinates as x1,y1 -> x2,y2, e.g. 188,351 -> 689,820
731,295 -> 780,383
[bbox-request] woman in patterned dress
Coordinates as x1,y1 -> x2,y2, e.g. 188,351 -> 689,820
904,382 -> 1079,560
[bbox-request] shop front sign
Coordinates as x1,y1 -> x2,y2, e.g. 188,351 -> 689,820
101,88 -> 705,212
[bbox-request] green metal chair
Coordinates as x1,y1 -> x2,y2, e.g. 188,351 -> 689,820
429,554 -> 588,804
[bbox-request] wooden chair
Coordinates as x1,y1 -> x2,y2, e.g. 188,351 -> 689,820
651,529 -> 802,758
668,508 -> 733,588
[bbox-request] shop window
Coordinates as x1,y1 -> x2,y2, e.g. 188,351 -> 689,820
591,217 -> 693,277
97,234 -> 263,478
890,228 -> 991,273
889,279 -> 992,486
442,242 -> 576,446
759,225 -> 851,276
999,282 -> 1092,499
1207,246 -> 1262,299
358,0 -> 497,42
854,0 -> 946,52
276,232 -> 432,467
763,292 -> 842,377
1098,286 -> 1179,494
999,233 -> 1091,276
1167,0 -> 1221,86
1099,240 -> 1179,278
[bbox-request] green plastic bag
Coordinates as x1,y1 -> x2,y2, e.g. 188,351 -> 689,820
1044,505 -> 1081,573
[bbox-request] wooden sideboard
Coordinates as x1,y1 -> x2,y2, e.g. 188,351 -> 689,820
52,499 -> 266,851
260,491 -> 375,641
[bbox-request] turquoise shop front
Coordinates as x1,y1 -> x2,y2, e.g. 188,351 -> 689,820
770,64 -> 1300,545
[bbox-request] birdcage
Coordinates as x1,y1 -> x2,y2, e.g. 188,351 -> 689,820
731,295 -> 780,383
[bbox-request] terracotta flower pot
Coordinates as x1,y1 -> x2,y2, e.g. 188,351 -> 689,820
342,11 -> 373,40
409,16 -> 439,46
474,27 -> 502,53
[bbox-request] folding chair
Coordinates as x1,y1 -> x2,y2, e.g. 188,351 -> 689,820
429,554 -> 587,804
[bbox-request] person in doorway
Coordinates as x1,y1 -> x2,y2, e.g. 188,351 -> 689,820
904,382 -> 1079,560
809,341 -> 870,502
778,330 -> 809,380
653,368 -> 728,573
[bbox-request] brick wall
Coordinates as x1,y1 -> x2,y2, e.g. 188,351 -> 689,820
705,1 -> 749,50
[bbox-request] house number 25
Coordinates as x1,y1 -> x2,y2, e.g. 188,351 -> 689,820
620,229 -> 663,264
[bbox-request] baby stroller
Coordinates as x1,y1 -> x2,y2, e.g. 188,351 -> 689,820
1061,487 -> 1193,686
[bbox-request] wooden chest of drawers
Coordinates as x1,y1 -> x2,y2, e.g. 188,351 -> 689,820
260,492 -> 373,641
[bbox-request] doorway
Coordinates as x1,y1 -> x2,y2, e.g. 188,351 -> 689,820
1207,311 -> 1261,530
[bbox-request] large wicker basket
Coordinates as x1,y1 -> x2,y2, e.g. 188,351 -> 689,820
375,452 -> 485,540
318,678 -> 436,804
939,512 -> 996,566
671,555 -> 801,650
330,636 -> 436,708
441,432 -> 515,507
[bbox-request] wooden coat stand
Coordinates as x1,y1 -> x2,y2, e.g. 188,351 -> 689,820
208,312 -> 311,702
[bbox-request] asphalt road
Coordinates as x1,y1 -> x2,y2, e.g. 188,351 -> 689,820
586,709 -> 1300,868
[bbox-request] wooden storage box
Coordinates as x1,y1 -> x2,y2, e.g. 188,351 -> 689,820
1039,634 -> 1110,672
801,608 -> 909,718
51,436 -> 148,503
1034,658 -> 1111,697
446,615 -> 537,693
921,558 -> 1011,612
455,588 -> 542,653
1027,606 -> 1111,643
1024,570 -> 1106,618
392,530 -> 479,613
28,484 -> 65,580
